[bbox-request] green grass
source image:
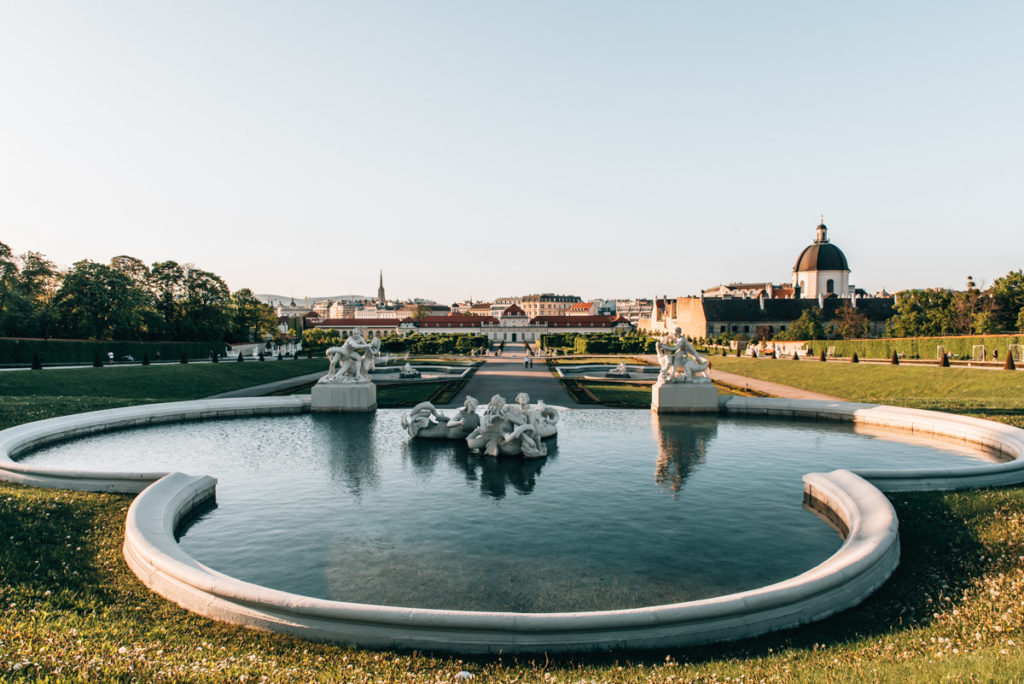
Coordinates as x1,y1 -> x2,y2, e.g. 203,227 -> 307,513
2,481 -> 1023,680
0,361 -> 330,431
578,381 -> 759,408
709,356 -> 1024,428
3,356 -> 1024,680
549,355 -> 652,366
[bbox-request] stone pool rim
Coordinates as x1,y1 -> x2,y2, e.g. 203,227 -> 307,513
2,396 -> 1023,653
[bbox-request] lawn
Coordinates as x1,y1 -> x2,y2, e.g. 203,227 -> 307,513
3,358 -> 1024,680
547,355 -> 651,366
709,356 -> 1024,427
0,360 -> 329,431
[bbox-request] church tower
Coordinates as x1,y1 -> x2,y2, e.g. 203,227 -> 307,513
377,270 -> 386,303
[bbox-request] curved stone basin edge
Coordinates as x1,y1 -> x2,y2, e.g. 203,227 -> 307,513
3,396 -> 1024,653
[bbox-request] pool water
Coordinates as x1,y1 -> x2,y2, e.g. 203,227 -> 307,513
22,409 -> 996,612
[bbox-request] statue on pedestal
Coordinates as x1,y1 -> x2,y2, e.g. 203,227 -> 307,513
321,328 -> 381,384
656,327 -> 710,385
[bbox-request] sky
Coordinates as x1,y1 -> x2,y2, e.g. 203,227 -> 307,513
1,1 -> 1022,304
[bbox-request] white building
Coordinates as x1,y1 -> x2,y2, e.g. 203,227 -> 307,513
792,222 -> 852,298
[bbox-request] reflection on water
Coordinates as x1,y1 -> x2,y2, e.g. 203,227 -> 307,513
315,413 -> 380,498
651,414 -> 718,494
19,409 -> 1002,612
404,434 -> 554,498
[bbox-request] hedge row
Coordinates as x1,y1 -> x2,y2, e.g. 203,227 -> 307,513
0,338 -> 228,365
819,334 -> 1024,360
540,332 -> 656,355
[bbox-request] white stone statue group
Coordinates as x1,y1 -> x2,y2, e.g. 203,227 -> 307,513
321,327 -> 381,384
401,393 -> 558,459
656,327 -> 711,385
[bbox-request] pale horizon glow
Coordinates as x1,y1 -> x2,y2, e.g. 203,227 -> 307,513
1,2 -> 1021,304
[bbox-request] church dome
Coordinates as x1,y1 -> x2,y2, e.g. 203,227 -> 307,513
793,223 -> 849,272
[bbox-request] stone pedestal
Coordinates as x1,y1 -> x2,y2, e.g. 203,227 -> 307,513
311,382 -> 376,412
651,382 -> 719,414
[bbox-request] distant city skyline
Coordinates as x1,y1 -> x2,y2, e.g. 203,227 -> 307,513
2,2 -> 1021,303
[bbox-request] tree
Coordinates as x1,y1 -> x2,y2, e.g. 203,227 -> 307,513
412,303 -> 432,322
885,289 -> 956,338
833,301 -> 868,339
181,268 -> 230,341
228,288 -> 277,343
776,308 -> 825,340
990,270 -> 1024,332
52,260 -> 149,340
1018,307 -> 1024,333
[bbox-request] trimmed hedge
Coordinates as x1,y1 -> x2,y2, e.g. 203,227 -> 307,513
540,332 -> 656,355
820,334 -> 1024,360
0,338 -> 227,365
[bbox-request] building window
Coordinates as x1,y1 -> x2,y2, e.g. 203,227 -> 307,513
743,325 -> 750,333
719,325 -> 726,332
781,325 -> 787,331
731,325 -> 738,333
826,279 -> 835,293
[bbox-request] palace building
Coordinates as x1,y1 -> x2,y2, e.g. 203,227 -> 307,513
642,220 -> 894,340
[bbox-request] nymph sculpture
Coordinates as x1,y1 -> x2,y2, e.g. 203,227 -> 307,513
465,393 -> 557,459
400,396 -> 481,439
656,327 -> 711,384
321,328 -> 381,383
401,392 -> 558,458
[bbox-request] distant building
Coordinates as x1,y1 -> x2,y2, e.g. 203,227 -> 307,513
792,222 -> 851,298
565,301 -> 597,316
377,270 -> 386,303
640,219 -> 892,340
615,299 -> 653,325
520,293 -> 582,318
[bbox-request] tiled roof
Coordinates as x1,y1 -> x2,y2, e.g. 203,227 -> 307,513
318,318 -> 397,327
700,298 -> 894,322
502,304 -> 527,316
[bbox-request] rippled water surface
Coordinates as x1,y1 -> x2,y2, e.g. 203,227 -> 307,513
22,409 -> 995,611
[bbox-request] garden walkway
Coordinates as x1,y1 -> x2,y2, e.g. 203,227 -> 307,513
439,343 -> 584,408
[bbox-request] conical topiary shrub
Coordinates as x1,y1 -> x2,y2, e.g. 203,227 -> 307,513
721,348 -> 726,357
237,352 -> 244,362
1005,354 -> 1016,371
939,353 -> 950,367
258,351 -> 265,362
211,351 -> 219,363
819,350 -> 826,362
770,349 -> 777,359
851,352 -> 860,363
891,350 -> 900,365
180,353 -> 188,364
735,346 -> 741,357
31,352 -> 42,370
142,352 -> 150,366
93,352 -> 103,367
277,352 -> 283,361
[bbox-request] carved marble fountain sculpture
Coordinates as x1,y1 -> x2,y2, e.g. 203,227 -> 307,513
652,327 -> 718,414
312,327 -> 380,412
402,393 -> 558,459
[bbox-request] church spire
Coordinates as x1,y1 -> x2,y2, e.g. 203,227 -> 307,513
377,270 -> 386,303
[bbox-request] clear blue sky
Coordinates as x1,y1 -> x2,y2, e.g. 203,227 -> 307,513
1,1 -> 1021,303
